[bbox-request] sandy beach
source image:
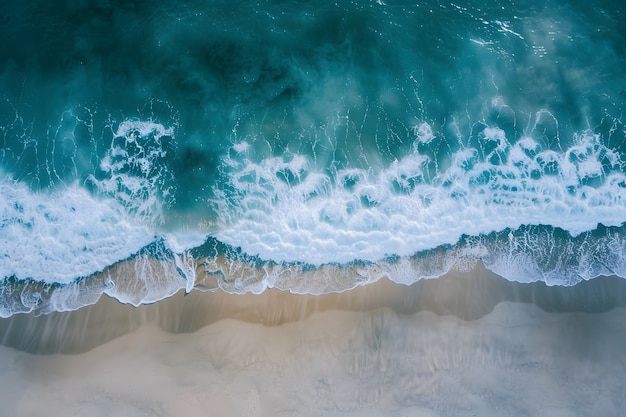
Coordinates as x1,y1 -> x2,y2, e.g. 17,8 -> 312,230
1,265 -> 626,416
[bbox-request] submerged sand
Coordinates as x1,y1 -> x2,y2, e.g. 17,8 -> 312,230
1,265 -> 626,416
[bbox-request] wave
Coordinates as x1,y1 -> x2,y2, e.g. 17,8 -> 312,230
0,119 -> 194,284
0,238 -> 196,317
2,111 -> 626,316
0,100 -> 626,317
2,223 -> 625,317
211,119 -> 626,265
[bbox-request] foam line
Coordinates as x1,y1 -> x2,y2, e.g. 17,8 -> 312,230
211,128 -> 626,265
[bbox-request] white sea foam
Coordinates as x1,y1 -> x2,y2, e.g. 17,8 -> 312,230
0,119 -> 193,285
88,119 -> 176,223
0,177 -> 155,284
212,127 -> 626,265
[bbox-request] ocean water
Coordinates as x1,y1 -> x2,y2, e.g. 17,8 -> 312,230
1,0 -> 625,316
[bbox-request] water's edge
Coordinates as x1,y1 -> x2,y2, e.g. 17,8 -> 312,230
2,222 -> 625,319
2,260 -> 626,355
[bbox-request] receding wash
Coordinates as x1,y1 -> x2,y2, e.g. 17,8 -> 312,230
1,0 -> 625,316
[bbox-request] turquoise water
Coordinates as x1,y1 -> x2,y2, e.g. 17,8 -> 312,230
1,0 -> 625,315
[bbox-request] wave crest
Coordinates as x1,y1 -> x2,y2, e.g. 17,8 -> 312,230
211,124 -> 626,264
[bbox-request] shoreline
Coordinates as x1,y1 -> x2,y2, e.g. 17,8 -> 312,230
2,263 -> 626,354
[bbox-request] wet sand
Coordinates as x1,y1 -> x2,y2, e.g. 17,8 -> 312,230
1,265 -> 626,416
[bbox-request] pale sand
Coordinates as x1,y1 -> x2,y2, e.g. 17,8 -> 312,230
1,265 -> 626,416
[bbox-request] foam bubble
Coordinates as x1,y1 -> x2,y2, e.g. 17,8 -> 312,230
414,122 -> 435,144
